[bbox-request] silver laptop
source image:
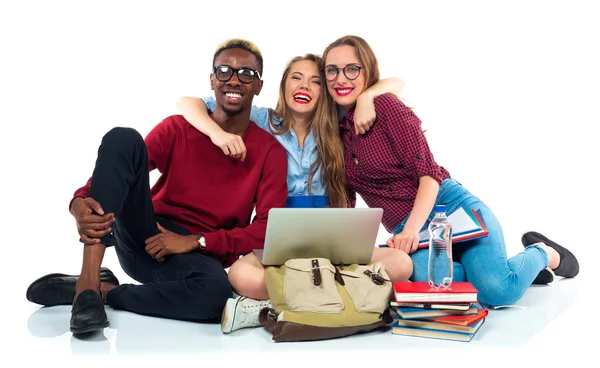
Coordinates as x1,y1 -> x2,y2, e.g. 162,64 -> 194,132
259,207 -> 383,266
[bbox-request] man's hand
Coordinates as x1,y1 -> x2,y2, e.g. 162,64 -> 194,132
71,197 -> 114,245
386,228 -> 421,254
210,129 -> 247,161
145,223 -> 199,262
353,93 -> 376,135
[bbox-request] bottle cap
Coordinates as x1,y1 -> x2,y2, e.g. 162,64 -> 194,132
434,204 -> 446,213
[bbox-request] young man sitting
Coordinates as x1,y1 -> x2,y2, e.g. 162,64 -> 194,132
25,39 -> 288,334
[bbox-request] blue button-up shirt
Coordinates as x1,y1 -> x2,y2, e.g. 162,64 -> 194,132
203,97 -> 327,207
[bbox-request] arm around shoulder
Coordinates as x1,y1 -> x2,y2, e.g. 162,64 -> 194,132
364,77 -> 405,100
177,96 -> 249,160
354,77 -> 406,135
176,96 -> 223,137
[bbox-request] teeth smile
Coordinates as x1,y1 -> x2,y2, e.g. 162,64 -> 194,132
226,93 -> 242,99
337,89 -> 352,94
294,94 -> 311,102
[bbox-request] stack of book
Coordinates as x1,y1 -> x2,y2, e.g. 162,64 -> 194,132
389,281 -> 487,342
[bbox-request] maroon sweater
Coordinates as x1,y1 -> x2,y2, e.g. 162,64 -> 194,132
72,115 -> 288,268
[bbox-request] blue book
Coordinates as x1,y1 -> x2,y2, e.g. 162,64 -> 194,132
391,318 -> 485,342
394,317 -> 485,334
379,207 -> 489,249
391,303 -> 482,320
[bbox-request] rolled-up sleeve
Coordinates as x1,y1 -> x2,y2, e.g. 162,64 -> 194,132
378,96 -> 446,185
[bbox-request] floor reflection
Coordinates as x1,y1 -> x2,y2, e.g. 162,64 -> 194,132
26,277 -> 579,355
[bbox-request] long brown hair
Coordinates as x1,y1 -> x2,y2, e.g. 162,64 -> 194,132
268,54 -> 348,208
323,35 -> 381,93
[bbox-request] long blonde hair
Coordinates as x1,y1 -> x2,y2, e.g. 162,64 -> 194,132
268,54 -> 348,208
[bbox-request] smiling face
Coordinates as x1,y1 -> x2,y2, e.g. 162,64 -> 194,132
283,60 -> 321,120
324,45 -> 366,111
210,48 -> 263,116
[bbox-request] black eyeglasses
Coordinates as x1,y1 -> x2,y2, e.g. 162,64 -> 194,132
213,65 -> 261,84
324,64 -> 363,81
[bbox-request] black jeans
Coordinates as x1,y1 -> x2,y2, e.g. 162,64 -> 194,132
86,127 -> 232,322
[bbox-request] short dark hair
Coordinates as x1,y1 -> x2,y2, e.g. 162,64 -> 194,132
213,38 -> 263,74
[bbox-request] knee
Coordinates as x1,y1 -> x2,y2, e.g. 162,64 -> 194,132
102,127 -> 144,147
379,249 -> 413,282
228,257 -> 266,299
474,277 -> 520,307
408,252 -> 429,282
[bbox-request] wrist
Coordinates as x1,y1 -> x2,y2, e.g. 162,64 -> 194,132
403,221 -> 421,233
196,234 -> 206,251
205,125 -> 223,139
359,89 -> 375,101
205,127 -> 217,138
70,197 -> 84,215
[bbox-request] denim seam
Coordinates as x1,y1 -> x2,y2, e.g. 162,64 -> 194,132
513,245 -> 548,274
512,250 -> 529,274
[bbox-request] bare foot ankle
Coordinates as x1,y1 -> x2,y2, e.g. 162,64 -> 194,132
535,242 -> 560,269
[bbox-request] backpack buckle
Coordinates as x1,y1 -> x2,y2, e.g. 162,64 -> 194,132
311,259 -> 322,286
364,270 -> 385,285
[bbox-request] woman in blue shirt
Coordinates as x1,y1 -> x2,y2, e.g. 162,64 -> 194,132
177,53 -> 411,334
177,53 -> 405,208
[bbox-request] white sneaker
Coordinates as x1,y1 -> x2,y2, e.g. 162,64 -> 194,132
221,296 -> 272,334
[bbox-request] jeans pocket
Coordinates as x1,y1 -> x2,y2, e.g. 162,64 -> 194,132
283,258 -> 344,314
340,262 -> 392,314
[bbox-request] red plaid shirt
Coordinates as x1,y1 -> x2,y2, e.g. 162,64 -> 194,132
340,94 -> 451,232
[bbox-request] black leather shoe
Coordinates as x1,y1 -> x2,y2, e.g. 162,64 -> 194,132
531,267 -> 556,284
70,289 -> 109,334
522,231 -> 579,283
26,267 -> 119,306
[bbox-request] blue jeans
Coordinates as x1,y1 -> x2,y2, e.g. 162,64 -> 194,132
393,178 -> 548,307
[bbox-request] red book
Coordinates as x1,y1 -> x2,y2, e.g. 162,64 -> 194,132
421,309 -> 488,326
392,282 -> 478,303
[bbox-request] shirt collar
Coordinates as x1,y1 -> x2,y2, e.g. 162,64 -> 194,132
338,105 -> 356,131
271,115 -> 284,127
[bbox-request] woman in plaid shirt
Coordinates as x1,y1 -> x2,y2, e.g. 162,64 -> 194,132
322,35 -> 579,307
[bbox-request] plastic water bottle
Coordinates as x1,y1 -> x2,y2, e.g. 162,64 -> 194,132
428,204 -> 453,288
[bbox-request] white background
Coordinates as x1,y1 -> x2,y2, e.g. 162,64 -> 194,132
1,0 -> 599,366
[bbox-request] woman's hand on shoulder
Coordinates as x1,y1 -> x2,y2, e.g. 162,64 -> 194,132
209,130 -> 247,161
353,93 -> 376,135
